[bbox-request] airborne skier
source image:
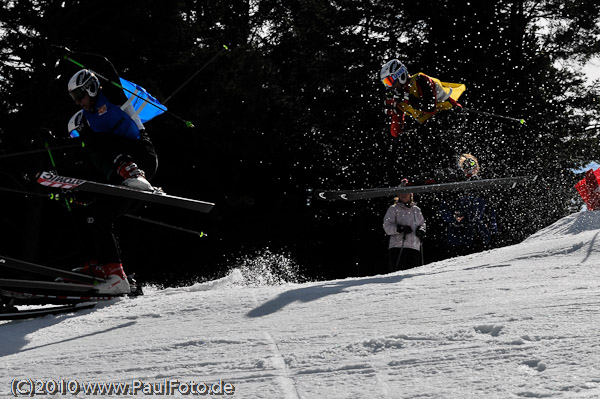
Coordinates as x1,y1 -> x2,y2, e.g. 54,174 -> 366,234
62,52 -> 159,295
67,67 -> 157,191
380,59 -> 466,137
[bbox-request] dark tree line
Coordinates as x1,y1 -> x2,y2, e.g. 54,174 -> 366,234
0,0 -> 599,283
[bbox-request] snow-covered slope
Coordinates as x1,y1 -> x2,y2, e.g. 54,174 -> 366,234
2,212 -> 600,398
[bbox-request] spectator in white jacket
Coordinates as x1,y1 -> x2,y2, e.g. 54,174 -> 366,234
383,180 -> 426,272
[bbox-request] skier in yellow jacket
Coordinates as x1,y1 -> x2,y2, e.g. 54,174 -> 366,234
380,59 -> 466,137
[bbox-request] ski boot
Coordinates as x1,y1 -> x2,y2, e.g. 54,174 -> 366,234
72,262 -> 131,295
116,160 -> 154,192
93,263 -> 131,295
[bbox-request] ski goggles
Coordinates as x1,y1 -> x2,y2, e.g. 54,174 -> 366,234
462,159 -> 478,176
462,159 -> 477,170
381,66 -> 407,88
69,87 -> 87,102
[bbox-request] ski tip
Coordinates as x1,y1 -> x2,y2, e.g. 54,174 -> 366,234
313,190 -> 348,201
314,190 -> 327,200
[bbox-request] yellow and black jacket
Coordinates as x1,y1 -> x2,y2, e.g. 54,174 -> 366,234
388,72 -> 465,136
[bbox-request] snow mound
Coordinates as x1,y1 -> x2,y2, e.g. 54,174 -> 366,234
163,249 -> 305,293
231,249 -> 305,286
4,212 -> 600,398
526,210 -> 600,240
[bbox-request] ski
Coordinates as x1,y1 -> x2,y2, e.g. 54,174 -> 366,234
0,288 -> 119,306
0,302 -> 96,321
0,278 -> 98,293
36,171 -> 215,213
315,176 -> 536,201
0,255 -> 106,284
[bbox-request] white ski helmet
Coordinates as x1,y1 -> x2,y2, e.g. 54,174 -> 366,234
67,109 -> 85,138
68,69 -> 100,100
380,59 -> 408,88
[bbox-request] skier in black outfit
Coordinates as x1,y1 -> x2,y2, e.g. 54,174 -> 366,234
438,154 -> 497,258
63,52 -> 158,294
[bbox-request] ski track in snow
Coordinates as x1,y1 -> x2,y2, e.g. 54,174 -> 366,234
2,212 -> 600,398
248,287 -> 300,399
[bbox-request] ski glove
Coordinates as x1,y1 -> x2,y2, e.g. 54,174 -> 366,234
416,226 -> 426,239
397,225 -> 412,234
384,98 -> 398,115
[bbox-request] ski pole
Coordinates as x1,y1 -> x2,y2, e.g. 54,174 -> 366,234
163,45 -> 229,104
64,56 -> 195,128
0,184 -> 73,208
0,185 -> 50,198
0,185 -> 76,210
395,232 -> 406,271
460,108 -> 526,125
43,139 -> 72,212
0,143 -> 81,160
122,214 -> 208,238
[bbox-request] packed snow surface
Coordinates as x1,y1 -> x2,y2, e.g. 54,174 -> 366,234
2,211 -> 600,398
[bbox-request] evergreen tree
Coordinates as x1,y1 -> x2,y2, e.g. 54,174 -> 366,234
0,0 -> 599,279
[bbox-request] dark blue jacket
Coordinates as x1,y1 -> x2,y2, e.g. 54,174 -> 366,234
440,195 -> 497,247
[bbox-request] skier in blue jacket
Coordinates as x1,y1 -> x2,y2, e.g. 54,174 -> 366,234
67,65 -> 157,191
63,54 -> 158,295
